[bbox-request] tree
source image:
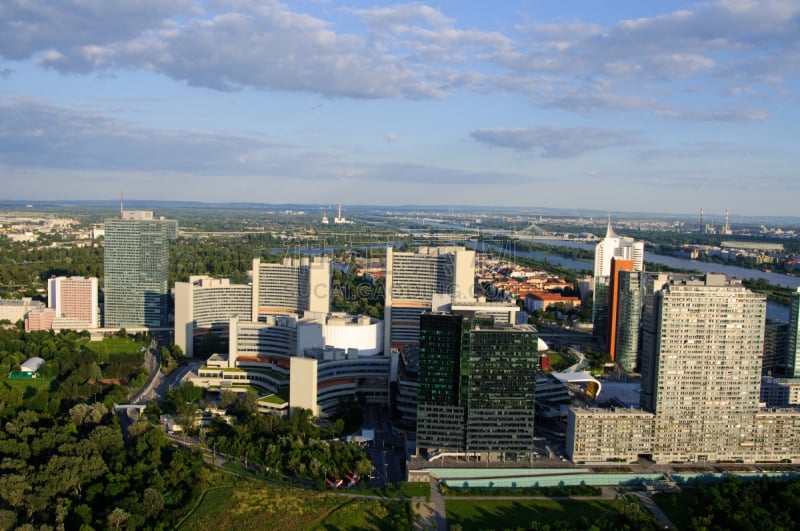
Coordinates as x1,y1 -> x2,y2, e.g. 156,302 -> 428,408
141,487 -> 164,520
354,457 -> 374,478
107,507 -> 130,530
219,389 -> 238,410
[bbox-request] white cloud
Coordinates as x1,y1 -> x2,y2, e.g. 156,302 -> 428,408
470,127 -> 640,158
33,1 -> 451,99
654,108 -> 768,121
0,0 -> 796,117
0,0 -> 195,61
636,142 -> 759,160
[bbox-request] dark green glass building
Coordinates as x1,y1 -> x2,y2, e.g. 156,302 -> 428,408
417,312 -> 538,461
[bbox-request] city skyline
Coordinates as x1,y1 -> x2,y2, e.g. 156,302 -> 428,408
1,1 -> 799,215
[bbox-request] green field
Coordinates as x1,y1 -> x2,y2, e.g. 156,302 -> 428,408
2,376 -> 55,397
79,337 -> 148,360
446,498 -> 627,530
397,482 -> 430,498
177,471 -> 411,531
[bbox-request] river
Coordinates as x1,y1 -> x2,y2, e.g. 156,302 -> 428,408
409,220 -> 800,290
467,240 -> 794,322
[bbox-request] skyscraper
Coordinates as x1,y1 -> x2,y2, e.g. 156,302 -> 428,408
568,274 -> 785,464
592,219 -> 644,335
606,258 -> 634,364
613,268 -> 643,372
384,246 -> 475,353
763,322 -> 789,376
644,274 -> 765,461
104,211 -> 177,328
174,276 -> 253,356
417,312 -> 538,461
251,256 -> 331,320
788,287 -> 800,377
47,276 -> 98,329
416,313 -> 466,451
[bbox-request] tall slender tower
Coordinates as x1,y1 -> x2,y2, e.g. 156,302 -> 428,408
607,258 -> 634,363
614,269 -> 644,372
104,210 -> 177,328
787,287 -> 800,377
592,217 -> 644,341
700,208 -> 704,234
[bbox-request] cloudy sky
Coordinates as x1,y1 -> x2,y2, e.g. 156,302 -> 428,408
1,0 -> 798,215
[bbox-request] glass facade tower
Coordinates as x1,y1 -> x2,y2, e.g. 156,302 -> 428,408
788,288 -> 800,377
417,312 -> 538,460
615,270 -> 643,372
104,214 -> 177,328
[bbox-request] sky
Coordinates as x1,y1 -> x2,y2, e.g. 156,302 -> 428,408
1,0 -> 798,216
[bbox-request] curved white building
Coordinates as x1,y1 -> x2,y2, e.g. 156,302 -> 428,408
298,313 -> 384,357
192,312 -> 389,418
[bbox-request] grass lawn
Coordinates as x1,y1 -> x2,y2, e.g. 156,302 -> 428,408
398,482 -> 430,498
545,350 -> 577,371
2,376 -> 55,397
79,337 -> 148,361
446,498 -> 625,530
178,469 -> 411,531
260,393 -> 287,404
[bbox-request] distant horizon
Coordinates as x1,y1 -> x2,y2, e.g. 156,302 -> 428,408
2,198 -> 798,225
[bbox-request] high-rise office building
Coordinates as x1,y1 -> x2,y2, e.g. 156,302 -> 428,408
788,287 -> 800,377
104,211 -> 177,328
26,276 -> 99,331
606,258 -> 634,364
568,274 -> 794,464
47,276 -> 98,328
763,322 -> 790,376
49,276 -> 99,329
613,268 -> 643,372
644,274 -> 765,461
416,313 -> 466,451
592,220 -> 644,336
384,246 -> 474,352
251,257 -> 331,320
174,276 -> 253,356
173,258 -> 331,355
416,312 -> 538,461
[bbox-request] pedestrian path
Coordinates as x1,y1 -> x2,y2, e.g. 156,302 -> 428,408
630,491 -> 677,529
412,478 -> 447,530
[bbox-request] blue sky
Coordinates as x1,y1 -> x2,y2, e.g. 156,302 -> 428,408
1,0 -> 798,216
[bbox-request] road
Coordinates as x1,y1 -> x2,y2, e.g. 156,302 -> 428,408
363,405 -> 405,487
130,340 -> 204,404
129,339 -> 161,404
